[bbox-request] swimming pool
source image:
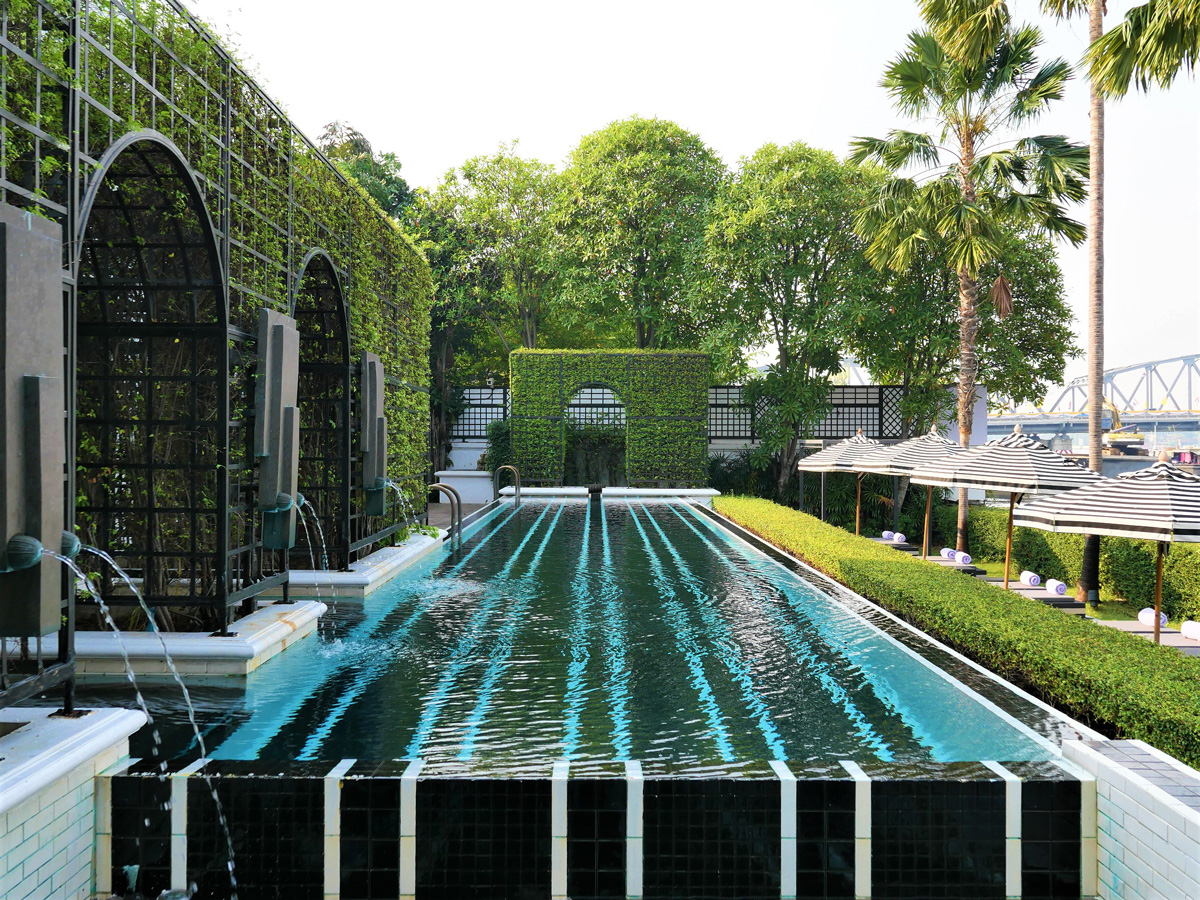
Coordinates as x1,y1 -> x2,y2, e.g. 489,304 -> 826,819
206,497 -> 1057,773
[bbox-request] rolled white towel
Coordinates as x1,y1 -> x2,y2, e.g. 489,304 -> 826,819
1045,579 -> 1067,596
940,548 -> 956,559
1138,607 -> 1168,629
954,551 -> 972,565
1020,570 -> 1041,587
892,533 -> 906,544
881,530 -> 894,540
1181,621 -> 1200,642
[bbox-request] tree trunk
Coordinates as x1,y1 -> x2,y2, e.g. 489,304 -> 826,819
955,266 -> 980,552
1079,0 -> 1105,607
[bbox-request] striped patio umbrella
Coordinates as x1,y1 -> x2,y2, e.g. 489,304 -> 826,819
797,431 -> 882,534
1014,456 -> 1200,642
910,427 -> 1102,589
852,426 -> 965,558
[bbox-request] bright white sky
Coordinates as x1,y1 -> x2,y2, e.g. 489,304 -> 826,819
195,0 -> 1198,388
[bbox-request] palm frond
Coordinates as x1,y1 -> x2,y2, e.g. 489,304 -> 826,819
1010,57 -> 1074,120
921,0 -> 1012,63
1088,0 -> 1200,97
848,131 -> 943,171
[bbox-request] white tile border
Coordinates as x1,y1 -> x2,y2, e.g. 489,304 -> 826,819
626,761 -> 644,900
840,760 -> 872,900
500,486 -> 719,505
770,760 -> 798,900
983,761 -> 1022,899
94,755 -> 139,896
323,758 -> 355,900
399,759 -> 424,900
0,706 -> 145,816
551,759 -> 570,900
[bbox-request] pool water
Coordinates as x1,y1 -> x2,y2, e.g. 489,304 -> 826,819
199,499 -> 1053,774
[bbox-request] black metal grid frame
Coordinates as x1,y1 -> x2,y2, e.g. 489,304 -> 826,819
0,0 -> 430,708
707,384 -> 907,442
450,385 -> 507,440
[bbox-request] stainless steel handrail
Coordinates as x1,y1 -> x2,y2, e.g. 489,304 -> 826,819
428,483 -> 463,551
493,465 -> 521,504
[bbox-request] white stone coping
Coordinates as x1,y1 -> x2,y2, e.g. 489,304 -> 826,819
499,486 -> 720,501
30,600 -> 326,676
0,706 -> 145,815
283,533 -> 442,598
434,469 -> 492,479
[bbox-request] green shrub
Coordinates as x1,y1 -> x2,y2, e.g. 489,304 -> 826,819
509,349 -> 708,485
937,504 -> 1200,619
713,495 -> 1200,767
479,419 -> 513,472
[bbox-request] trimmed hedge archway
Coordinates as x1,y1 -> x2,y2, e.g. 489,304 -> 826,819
510,350 -> 709,486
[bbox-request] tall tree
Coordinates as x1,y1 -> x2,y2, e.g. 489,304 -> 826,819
319,121 -> 414,219
557,117 -> 725,349
844,227 -> 1079,432
430,143 -> 560,349
923,0 -> 1106,603
851,24 -> 1088,550
705,142 -> 879,492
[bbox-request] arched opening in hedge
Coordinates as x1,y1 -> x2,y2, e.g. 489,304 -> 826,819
564,383 -> 627,485
509,350 -> 710,486
74,134 -> 227,610
290,250 -> 351,571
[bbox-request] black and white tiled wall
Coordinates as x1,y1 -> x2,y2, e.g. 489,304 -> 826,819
101,758 -> 1090,900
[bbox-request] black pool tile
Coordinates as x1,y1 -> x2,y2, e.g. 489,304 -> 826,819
795,780 -> 855,900
186,775 -> 324,900
871,779 -> 1006,900
415,778 -> 551,899
340,777 -> 401,900
111,774 -> 172,898
567,778 -> 626,900
1021,777 -> 1081,900
642,778 -> 781,900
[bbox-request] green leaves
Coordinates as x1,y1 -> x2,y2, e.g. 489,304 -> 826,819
556,117 -> 726,350
1087,0 -> 1200,97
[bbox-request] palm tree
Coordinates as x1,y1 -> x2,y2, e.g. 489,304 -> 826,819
851,24 -> 1088,551
921,0 -> 1106,602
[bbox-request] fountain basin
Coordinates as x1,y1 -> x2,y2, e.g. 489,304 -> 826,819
33,600 -> 327,677
274,532 -> 443,600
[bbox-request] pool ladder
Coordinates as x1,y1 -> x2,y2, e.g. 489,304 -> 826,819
493,465 -> 521,504
428,483 -> 463,551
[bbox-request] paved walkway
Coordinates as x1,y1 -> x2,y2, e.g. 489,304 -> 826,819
427,501 -> 485,530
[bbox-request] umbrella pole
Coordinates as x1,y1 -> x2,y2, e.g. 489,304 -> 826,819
1155,541 -> 1165,645
1003,493 -> 1015,591
855,475 -> 862,536
923,485 -> 932,560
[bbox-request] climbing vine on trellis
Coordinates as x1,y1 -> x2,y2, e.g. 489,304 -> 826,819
510,350 -> 710,486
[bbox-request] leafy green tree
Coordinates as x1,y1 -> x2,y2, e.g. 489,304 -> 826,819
705,142 -> 879,492
919,0 -> 1110,606
557,116 -> 726,349
851,24 -> 1088,549
429,143 -> 560,349
844,228 -> 1079,431
319,121 -> 414,218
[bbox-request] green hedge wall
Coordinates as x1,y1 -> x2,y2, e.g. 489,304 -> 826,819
714,496 -> 1200,767
509,350 -> 709,486
936,505 -> 1200,620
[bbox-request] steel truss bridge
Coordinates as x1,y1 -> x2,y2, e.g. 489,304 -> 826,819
989,354 -> 1200,435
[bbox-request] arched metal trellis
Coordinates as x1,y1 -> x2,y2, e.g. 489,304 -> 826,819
0,0 -> 432,708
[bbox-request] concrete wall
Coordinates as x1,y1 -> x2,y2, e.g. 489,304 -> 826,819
1065,740 -> 1200,900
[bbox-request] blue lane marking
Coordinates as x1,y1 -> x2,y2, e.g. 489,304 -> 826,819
214,507 -> 517,760
561,500 -> 593,759
636,504 -> 785,761
600,501 -> 633,759
666,503 -> 895,760
404,502 -> 558,759
457,501 -> 567,760
627,505 -> 736,762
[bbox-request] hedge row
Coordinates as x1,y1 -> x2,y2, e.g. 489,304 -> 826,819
936,505 -> 1200,621
713,496 -> 1200,768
